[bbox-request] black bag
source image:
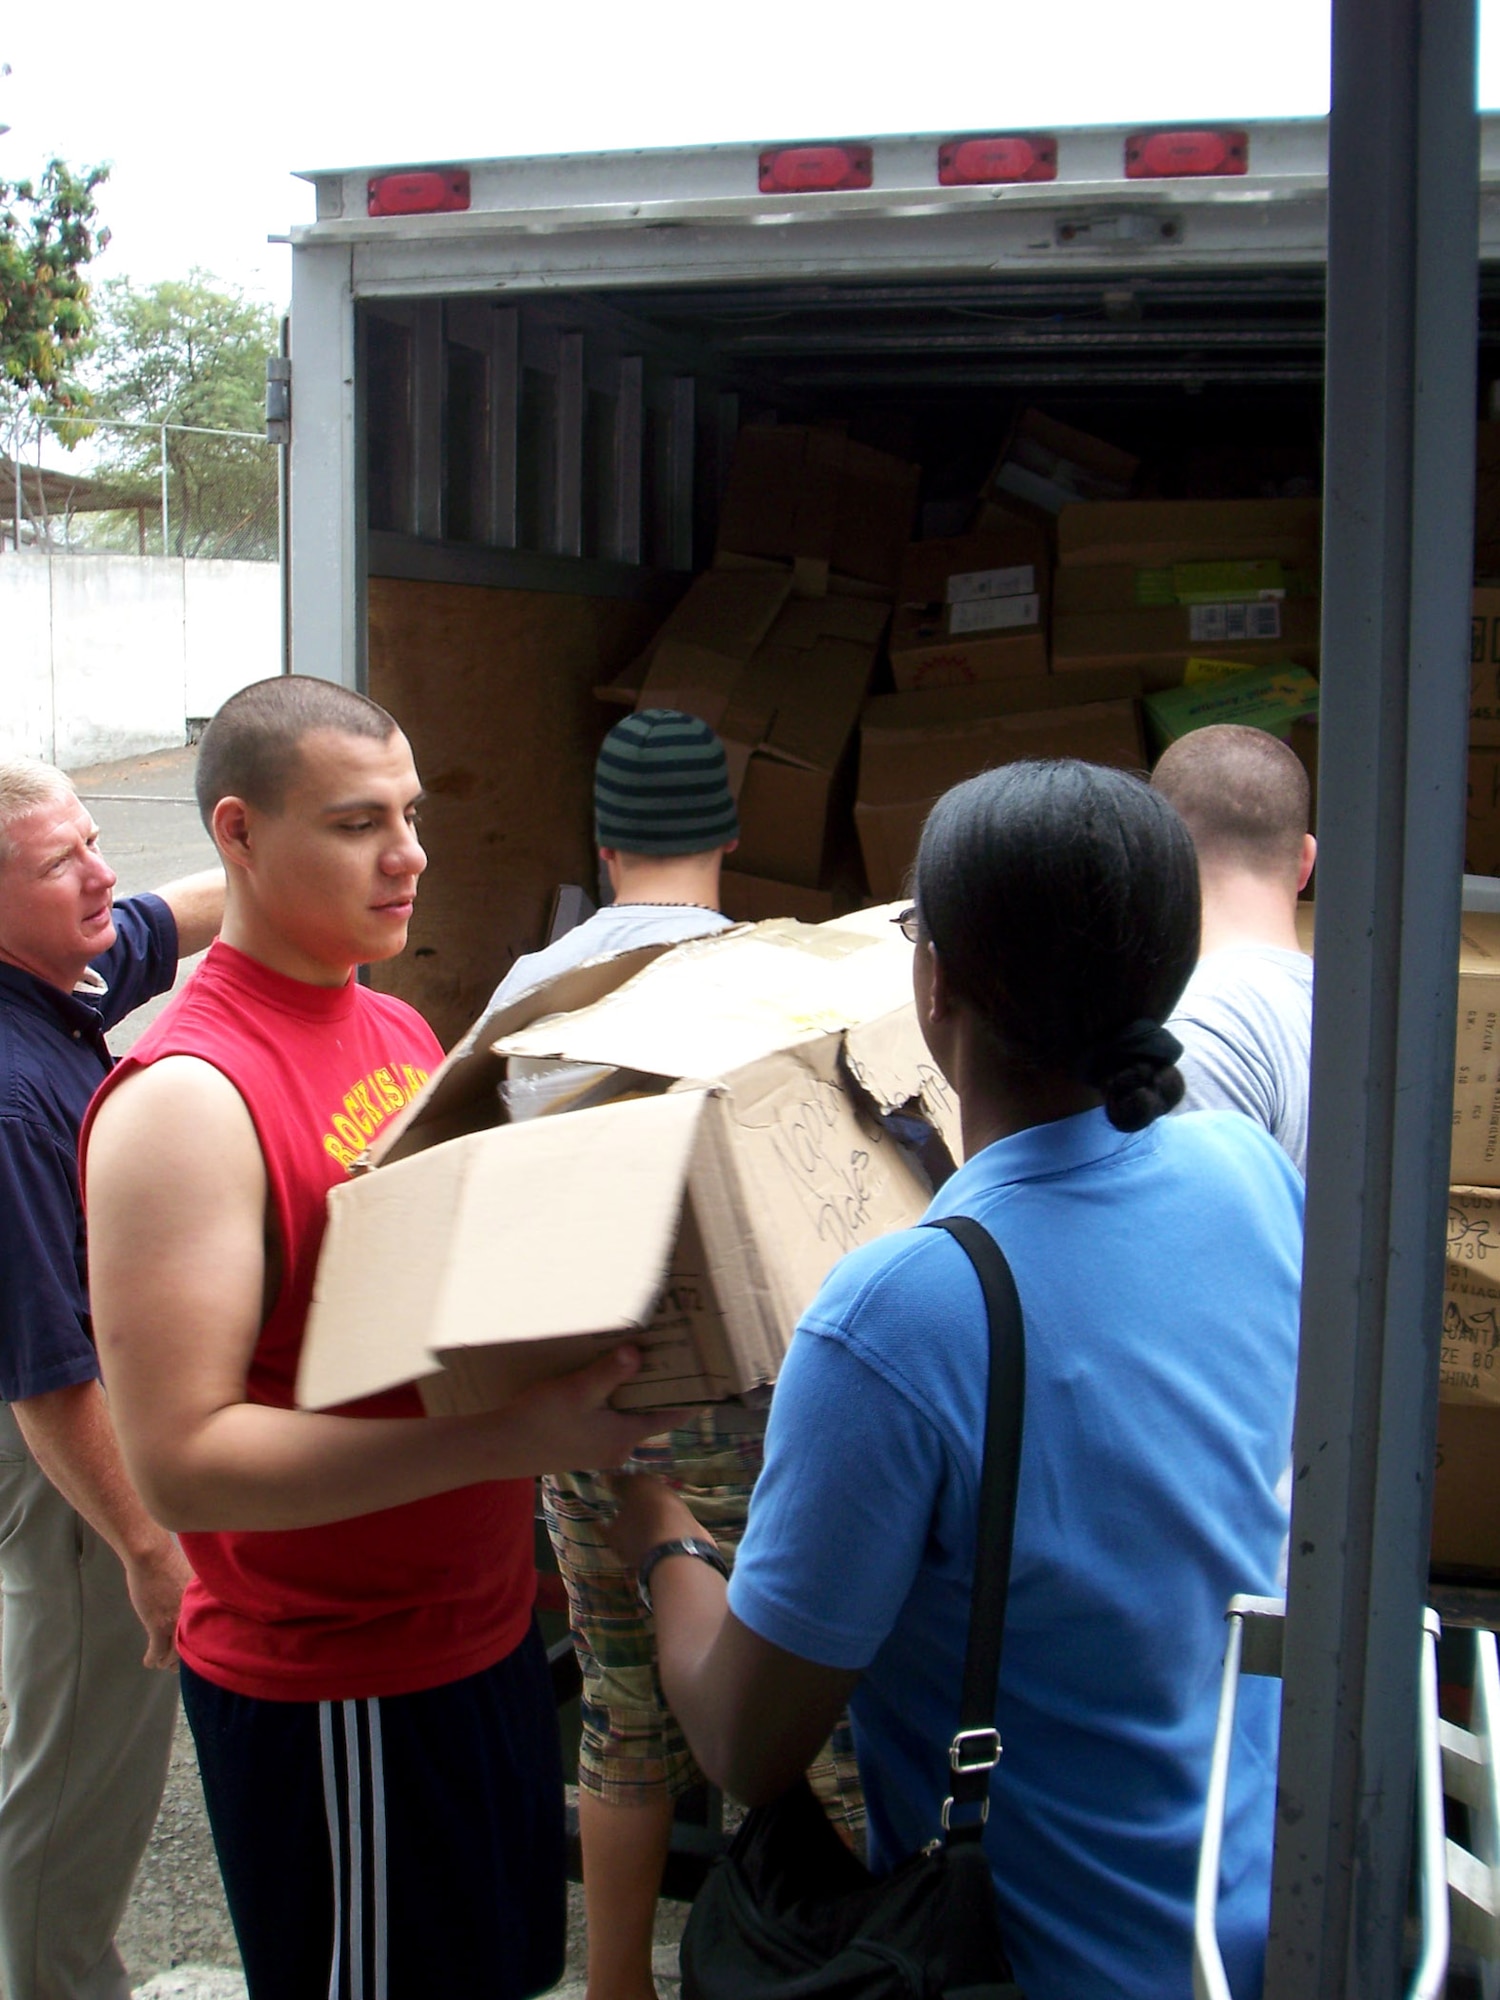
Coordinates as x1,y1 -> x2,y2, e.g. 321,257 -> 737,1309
680,1215 -> 1028,2000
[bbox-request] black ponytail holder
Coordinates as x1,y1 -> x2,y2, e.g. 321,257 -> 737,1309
1080,1019 -> 1183,1090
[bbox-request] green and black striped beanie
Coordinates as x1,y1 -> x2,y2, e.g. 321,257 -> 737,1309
594,708 -> 739,856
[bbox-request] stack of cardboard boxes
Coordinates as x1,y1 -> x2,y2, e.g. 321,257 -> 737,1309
604,425 -> 920,924
853,476 -> 1324,902
1435,913 -> 1500,1576
604,415 -> 1328,917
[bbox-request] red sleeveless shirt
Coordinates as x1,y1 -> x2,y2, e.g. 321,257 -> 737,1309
84,942 -> 536,1701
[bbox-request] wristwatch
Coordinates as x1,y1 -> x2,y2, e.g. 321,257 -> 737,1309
637,1536 -> 729,1613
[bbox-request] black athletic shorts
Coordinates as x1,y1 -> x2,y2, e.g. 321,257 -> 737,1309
180,1622 -> 566,2000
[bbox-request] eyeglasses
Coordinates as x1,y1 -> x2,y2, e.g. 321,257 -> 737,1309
892,905 -> 921,945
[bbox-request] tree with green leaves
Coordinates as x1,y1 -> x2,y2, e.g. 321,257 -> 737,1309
0,158 -> 109,542
90,272 -> 279,558
0,157 -> 109,417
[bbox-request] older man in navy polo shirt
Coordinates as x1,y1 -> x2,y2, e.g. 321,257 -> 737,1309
0,758 -> 222,2000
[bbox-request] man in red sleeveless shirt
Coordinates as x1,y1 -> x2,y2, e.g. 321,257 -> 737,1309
80,677 -> 669,2000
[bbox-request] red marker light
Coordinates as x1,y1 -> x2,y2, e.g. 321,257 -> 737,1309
758,144 -> 873,194
938,134 -> 1057,186
367,169 -> 472,217
1125,129 -> 1248,179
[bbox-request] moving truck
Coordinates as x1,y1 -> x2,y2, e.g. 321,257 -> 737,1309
281,114 -> 1500,1047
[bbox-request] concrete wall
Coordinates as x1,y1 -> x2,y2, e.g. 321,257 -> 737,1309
0,553 -> 280,767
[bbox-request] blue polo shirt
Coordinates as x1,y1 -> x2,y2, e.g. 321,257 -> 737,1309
0,895 -> 179,1403
729,1106 -> 1303,2000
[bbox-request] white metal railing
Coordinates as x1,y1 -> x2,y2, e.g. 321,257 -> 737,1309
1193,1596 -> 1497,2000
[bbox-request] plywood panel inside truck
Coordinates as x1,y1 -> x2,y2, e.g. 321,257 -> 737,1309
367,577 -> 664,1047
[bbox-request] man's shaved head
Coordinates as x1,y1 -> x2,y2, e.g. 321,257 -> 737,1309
1150,724 -> 1310,881
195,676 -> 399,832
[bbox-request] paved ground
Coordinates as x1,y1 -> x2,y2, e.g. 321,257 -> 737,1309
0,747 -> 685,1998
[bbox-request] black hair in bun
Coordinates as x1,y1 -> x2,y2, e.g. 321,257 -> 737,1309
913,760 -> 1200,1134
1081,1020 -> 1187,1133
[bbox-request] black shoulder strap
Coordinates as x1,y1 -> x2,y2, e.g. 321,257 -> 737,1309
925,1215 -> 1025,1841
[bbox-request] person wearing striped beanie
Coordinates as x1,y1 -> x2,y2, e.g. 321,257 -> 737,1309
481,708 -> 740,1016
484,708 -> 862,2000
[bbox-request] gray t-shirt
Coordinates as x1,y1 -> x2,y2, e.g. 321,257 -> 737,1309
1168,944 -> 1315,1174
484,904 -> 734,1017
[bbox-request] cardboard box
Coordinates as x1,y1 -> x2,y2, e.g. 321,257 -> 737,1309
1442,1187 -> 1500,1407
1142,664 -> 1321,754
1432,1400 -> 1500,1577
638,588 -> 889,889
1452,913 -> 1500,1187
1466,729 -> 1500,877
1053,599 -> 1321,692
889,531 -> 1051,691
297,917 -> 957,1416
1053,562 -> 1316,619
633,569 -> 793,727
722,596 -> 889,887
855,671 -> 1146,900
987,409 -> 1138,515
719,871 -> 842,926
1057,497 -> 1323,570
714,426 -> 920,595
1471,587 -> 1500,719
1288,714 -> 1319,834
1476,423 -> 1500,579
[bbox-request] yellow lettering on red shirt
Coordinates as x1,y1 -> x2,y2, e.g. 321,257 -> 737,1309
320,1063 -> 430,1170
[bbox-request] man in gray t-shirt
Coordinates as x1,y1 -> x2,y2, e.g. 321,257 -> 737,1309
1152,724 -> 1317,1173
483,707 -> 738,1015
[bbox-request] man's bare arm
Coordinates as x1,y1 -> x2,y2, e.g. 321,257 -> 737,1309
153,868 -> 225,957
12,1381 -> 191,1667
85,1054 -> 668,1533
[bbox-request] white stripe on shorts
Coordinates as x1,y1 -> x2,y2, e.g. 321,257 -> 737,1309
319,1697 -> 390,1999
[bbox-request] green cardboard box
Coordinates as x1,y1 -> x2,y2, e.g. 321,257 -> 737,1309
1143,663 -> 1320,754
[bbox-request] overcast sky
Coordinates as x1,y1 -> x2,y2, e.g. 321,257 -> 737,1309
2,1 -> 1498,307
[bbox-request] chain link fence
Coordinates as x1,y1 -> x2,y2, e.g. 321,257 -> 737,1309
2,416 -> 279,561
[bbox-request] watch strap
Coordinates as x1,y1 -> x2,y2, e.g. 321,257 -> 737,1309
637,1535 -> 729,1613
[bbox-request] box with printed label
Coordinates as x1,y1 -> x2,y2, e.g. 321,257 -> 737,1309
1054,562 -> 1316,619
854,669 -> 1145,901
985,409 -> 1139,516
1141,665 -> 1320,752
1053,600 -> 1321,693
1450,913 -> 1500,1188
1441,1187 -> 1500,1408
296,917 -> 957,1416
889,530 -> 1051,691
714,426 -> 920,596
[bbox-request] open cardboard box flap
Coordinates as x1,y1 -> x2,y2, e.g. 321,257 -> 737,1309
489,914 -> 916,1087
299,1089 -> 746,1414
368,942 -> 672,1169
299,911 -> 953,1417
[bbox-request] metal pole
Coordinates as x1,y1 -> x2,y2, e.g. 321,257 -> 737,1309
159,422 -> 170,558
1264,4 -> 1477,1997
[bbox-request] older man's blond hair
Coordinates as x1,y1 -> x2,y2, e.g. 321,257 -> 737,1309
0,761 -> 75,866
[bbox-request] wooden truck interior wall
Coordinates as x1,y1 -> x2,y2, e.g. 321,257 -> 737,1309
367,580 -> 661,1047
358,272 -> 1500,1044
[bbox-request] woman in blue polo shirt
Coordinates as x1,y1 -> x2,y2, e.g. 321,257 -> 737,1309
610,758 -> 1301,2000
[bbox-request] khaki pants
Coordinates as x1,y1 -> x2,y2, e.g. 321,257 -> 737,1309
0,1403 -> 179,2000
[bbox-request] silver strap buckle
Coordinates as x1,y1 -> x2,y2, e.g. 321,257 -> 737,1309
940,1792 -> 991,1831
948,1726 -> 1002,1776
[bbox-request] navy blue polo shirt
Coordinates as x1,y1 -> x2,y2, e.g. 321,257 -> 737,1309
0,895 -> 179,1403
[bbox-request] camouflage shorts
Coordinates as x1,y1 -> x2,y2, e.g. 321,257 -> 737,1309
542,1406 -> 864,1844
